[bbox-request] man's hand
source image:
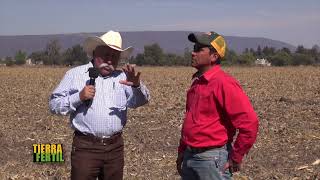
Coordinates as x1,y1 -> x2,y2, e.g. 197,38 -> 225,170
224,159 -> 241,173
119,64 -> 141,87
176,153 -> 184,176
79,85 -> 95,101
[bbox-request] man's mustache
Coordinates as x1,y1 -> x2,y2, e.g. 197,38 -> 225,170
99,63 -> 115,71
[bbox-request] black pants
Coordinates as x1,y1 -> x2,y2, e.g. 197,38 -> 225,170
71,132 -> 124,180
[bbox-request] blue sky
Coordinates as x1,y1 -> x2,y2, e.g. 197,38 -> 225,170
1,0 -> 319,47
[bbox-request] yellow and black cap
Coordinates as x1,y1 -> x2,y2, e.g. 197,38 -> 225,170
188,31 -> 226,58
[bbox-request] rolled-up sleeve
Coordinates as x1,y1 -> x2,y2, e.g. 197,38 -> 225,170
125,82 -> 150,108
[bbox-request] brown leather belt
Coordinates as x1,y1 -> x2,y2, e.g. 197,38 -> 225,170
74,130 -> 122,144
186,145 -> 225,154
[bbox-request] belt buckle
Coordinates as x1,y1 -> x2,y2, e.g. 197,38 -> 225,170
100,135 -> 112,145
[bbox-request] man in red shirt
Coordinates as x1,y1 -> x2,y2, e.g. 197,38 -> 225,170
176,31 -> 259,180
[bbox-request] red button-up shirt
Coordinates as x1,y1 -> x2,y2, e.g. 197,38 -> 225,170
178,65 -> 259,163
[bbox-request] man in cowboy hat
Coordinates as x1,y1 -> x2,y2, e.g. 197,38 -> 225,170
176,31 -> 259,180
49,30 -> 150,180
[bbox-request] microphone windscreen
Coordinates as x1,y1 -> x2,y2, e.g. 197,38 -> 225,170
88,67 -> 99,78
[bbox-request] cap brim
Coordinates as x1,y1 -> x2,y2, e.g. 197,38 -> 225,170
188,33 -> 198,43
83,36 -> 133,59
188,33 -> 211,46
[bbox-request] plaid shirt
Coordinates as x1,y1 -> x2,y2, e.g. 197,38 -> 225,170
49,63 -> 150,137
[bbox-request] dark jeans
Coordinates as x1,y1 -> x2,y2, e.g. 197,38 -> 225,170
71,133 -> 124,180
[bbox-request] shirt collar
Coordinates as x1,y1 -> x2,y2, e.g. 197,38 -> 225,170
200,65 -> 221,81
101,70 -> 122,79
204,65 -> 221,80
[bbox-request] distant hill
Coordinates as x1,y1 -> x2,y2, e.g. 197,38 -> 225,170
0,31 -> 296,58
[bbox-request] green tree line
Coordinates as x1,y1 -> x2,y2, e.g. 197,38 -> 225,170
2,39 -> 88,66
222,45 -> 320,66
2,39 -> 320,66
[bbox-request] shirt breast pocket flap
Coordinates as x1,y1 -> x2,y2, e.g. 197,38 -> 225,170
197,91 -> 214,118
112,85 -> 127,108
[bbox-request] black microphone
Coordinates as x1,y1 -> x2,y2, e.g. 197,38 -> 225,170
85,67 -> 99,106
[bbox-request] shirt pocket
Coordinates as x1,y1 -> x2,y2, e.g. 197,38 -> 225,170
112,83 -> 127,109
194,91 -> 215,123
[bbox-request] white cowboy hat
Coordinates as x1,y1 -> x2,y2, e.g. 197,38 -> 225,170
83,30 -> 133,59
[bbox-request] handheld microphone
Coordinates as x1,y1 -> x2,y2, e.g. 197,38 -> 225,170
85,67 -> 99,106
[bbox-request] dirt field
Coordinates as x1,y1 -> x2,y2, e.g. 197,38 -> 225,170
0,66 -> 319,180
